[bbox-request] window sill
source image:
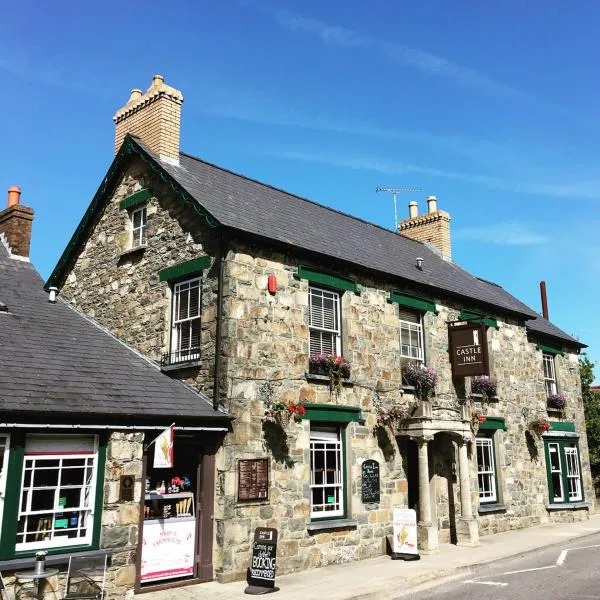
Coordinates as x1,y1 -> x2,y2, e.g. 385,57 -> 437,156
307,518 -> 358,533
400,385 -> 436,398
470,393 -> 499,402
546,501 -> 590,511
161,359 -> 202,372
304,373 -> 353,387
118,245 -> 147,260
0,549 -> 111,571
478,502 -> 507,514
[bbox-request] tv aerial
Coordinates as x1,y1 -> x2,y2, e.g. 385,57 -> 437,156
375,187 -> 421,230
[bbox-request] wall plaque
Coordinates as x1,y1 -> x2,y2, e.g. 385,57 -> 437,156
361,459 -> 380,503
238,458 -> 269,501
448,322 -> 489,377
120,474 -> 135,501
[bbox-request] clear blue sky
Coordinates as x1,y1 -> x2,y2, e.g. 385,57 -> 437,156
2,1 -> 599,378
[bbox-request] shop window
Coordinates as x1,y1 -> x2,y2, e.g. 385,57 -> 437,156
545,439 -> 583,504
131,206 -> 148,248
168,278 -> 201,364
476,435 -> 497,503
16,435 -> 99,552
310,427 -> 345,519
309,287 -> 341,357
543,352 -> 557,397
399,307 -> 424,364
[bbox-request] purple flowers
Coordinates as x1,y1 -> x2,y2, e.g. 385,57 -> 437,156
403,363 -> 437,399
471,375 -> 497,399
309,354 -> 351,378
548,392 -> 566,409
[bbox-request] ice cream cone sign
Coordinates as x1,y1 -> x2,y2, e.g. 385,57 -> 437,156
153,424 -> 174,468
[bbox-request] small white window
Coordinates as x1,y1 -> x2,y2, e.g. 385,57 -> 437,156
543,353 -> 557,397
309,287 -> 341,357
476,436 -> 497,503
16,435 -> 98,551
170,278 -> 201,363
565,446 -> 582,501
399,308 -> 424,363
548,442 -> 564,502
310,427 -> 344,519
131,206 -> 148,248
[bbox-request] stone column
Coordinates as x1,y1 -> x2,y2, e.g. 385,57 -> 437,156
416,437 -> 438,553
455,437 -> 479,547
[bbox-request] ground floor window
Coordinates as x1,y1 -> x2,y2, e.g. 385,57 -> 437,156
544,438 -> 583,503
475,435 -> 497,503
15,435 -> 99,552
310,427 -> 344,519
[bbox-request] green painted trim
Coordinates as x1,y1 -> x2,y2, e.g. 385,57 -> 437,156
159,256 -> 212,282
543,437 -> 584,504
0,433 -> 24,558
301,403 -> 362,424
91,436 -> 107,549
296,265 -> 359,294
459,309 -> 498,330
389,291 -> 438,314
536,342 -> 564,356
119,188 -> 152,210
479,416 -> 507,431
548,420 -> 576,432
46,135 -> 220,291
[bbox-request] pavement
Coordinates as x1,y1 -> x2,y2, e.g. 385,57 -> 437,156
140,514 -> 600,600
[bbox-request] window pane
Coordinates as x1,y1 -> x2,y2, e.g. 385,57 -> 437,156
310,427 -> 343,518
309,287 -> 340,357
548,444 -> 564,501
476,437 -> 497,502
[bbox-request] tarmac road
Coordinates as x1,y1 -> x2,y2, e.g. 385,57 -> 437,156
400,531 -> 600,600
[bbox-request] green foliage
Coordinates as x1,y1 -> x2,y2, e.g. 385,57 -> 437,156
580,354 -> 600,468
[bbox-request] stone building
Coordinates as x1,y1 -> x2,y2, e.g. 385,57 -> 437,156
46,75 -> 593,588
0,186 -> 230,599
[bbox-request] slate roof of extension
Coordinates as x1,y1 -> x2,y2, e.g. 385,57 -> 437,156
0,244 -> 230,423
48,135 -> 583,348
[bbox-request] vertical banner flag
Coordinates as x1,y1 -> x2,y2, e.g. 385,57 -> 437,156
153,424 -> 174,468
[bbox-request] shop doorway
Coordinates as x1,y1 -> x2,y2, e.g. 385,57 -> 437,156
138,435 -> 217,589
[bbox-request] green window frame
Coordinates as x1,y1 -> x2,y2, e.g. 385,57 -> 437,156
388,291 -> 437,315
0,432 -> 106,560
119,188 -> 152,211
159,256 -> 212,283
296,265 -> 360,294
543,435 -> 583,505
459,309 -> 498,330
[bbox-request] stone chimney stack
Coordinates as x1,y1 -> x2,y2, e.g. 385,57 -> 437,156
0,186 -> 34,258
113,74 -> 184,164
398,195 -> 452,261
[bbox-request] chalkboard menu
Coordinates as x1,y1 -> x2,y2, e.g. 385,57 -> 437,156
361,459 -> 380,503
238,458 -> 269,501
248,527 -> 278,588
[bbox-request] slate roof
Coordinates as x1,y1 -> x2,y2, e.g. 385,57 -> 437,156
526,316 -> 584,347
0,244 -> 230,422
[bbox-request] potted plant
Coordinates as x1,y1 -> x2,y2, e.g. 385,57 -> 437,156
471,375 -> 497,401
35,550 -> 47,575
374,404 -> 406,432
309,354 -> 351,393
529,417 -> 551,437
402,363 -> 437,400
547,392 -> 566,410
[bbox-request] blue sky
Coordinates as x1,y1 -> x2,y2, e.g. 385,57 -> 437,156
2,1 -> 599,377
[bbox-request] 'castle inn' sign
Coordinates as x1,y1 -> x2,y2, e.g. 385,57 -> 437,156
448,322 -> 489,377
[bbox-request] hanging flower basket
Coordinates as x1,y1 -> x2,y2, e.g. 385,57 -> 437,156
309,354 -> 351,394
402,363 -> 437,400
529,417 -> 551,437
374,405 -> 406,433
470,410 -> 486,433
547,392 -> 566,410
471,375 -> 497,401
260,381 -> 304,427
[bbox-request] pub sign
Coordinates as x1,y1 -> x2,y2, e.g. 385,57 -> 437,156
448,322 -> 489,377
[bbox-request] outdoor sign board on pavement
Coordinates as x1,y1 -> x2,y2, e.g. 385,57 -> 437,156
245,527 -> 279,594
392,508 -> 419,560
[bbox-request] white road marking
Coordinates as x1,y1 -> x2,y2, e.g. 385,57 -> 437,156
464,579 -> 508,587
556,550 -> 568,566
502,565 -> 556,575
566,543 -> 600,551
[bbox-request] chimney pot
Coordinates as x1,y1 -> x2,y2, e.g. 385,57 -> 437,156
128,88 -> 143,103
7,186 -> 21,208
151,74 -> 165,88
408,201 -> 418,219
427,195 -> 438,213
48,287 -> 58,303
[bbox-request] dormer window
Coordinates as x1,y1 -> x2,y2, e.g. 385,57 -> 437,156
131,206 -> 147,248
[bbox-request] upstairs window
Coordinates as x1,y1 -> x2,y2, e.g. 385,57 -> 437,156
309,287 -> 341,357
543,352 -> 557,397
170,278 -> 201,363
131,206 -> 148,248
399,308 -> 424,363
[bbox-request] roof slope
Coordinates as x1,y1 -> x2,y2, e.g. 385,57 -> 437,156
0,245 -> 229,422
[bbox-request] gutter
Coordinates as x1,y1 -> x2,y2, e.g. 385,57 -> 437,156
0,423 -> 229,432
213,230 -> 228,411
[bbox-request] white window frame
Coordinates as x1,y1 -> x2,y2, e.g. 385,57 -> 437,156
16,435 -> 99,552
543,352 -> 557,397
547,442 -> 564,502
310,427 -> 344,519
170,278 -> 202,362
131,206 -> 148,248
309,286 -> 341,357
399,308 -> 424,363
0,434 -> 10,537
565,446 -> 582,502
476,435 -> 497,503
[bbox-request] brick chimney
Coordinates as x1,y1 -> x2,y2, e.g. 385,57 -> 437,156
398,195 -> 452,261
113,74 -> 184,164
0,186 -> 34,258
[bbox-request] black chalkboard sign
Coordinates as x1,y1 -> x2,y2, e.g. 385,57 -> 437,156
248,527 -> 278,589
361,459 -> 380,503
